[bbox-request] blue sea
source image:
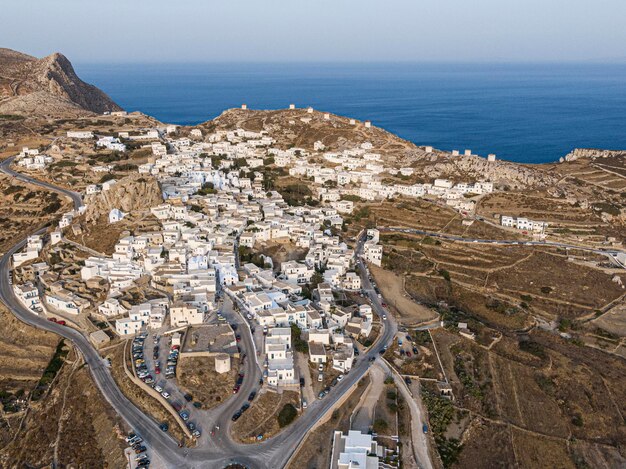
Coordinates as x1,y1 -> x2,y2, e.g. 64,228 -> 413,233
76,63 -> 626,164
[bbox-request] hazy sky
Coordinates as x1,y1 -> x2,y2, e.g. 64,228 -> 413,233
3,0 -> 626,63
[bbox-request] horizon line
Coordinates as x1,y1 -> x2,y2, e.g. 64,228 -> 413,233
73,59 -> 626,66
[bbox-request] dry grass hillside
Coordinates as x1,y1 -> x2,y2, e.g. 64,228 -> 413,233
424,328 -> 626,469
0,346 -> 127,468
0,175 -> 70,254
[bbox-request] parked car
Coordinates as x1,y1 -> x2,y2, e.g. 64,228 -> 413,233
248,391 -> 256,401
183,393 -> 193,402
159,422 -> 169,432
318,373 -> 323,382
154,385 -> 163,393
161,391 -> 170,399
318,363 -> 324,371
180,411 -> 189,421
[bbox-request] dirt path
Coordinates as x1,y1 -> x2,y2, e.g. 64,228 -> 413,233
483,252 -> 535,288
351,363 -> 385,432
294,351 -> 314,405
52,352 -> 81,466
370,265 -> 437,325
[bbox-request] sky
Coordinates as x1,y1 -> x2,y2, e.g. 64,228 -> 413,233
2,0 -> 626,63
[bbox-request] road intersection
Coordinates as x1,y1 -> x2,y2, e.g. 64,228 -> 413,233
0,163 -> 407,468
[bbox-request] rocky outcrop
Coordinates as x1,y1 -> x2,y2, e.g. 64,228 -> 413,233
0,48 -> 122,116
421,155 -> 557,189
562,148 -> 626,162
84,175 -> 162,222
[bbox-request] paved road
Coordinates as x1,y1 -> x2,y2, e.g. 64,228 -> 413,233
0,162 -> 401,468
0,156 -> 84,209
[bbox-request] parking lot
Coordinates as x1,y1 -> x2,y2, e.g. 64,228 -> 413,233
131,332 -> 203,439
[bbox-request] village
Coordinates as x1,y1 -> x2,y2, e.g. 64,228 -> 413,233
8,110 -> 433,467
3,102 -> 626,469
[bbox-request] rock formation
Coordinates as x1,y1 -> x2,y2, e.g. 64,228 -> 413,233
563,148 -> 626,162
84,175 -> 162,222
0,48 -> 122,117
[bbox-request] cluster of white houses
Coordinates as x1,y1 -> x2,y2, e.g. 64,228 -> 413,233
9,116 -> 497,390
500,215 -> 548,234
14,147 -> 53,170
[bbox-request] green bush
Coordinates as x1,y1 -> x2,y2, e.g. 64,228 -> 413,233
277,403 -> 298,427
372,418 -> 388,433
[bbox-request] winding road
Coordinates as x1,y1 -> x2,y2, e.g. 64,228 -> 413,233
0,161 -> 404,468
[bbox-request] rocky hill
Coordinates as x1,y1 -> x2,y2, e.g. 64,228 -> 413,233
0,48 -> 122,117
84,175 -> 162,223
562,148 -> 626,162
201,108 -> 556,189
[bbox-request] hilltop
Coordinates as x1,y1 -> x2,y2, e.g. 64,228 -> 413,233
201,108 -> 557,189
0,48 -> 122,117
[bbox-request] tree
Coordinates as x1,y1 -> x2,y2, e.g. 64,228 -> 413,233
309,272 -> 324,290
277,403 -> 298,427
198,182 -> 216,195
290,324 -> 308,353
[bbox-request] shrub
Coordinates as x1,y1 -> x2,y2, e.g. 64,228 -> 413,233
372,418 -> 388,433
277,403 -> 298,427
519,340 -> 546,359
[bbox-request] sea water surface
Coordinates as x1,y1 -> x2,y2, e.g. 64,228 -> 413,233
76,63 -> 626,164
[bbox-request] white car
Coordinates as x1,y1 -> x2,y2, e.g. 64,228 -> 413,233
337,374 -> 344,382
383,315 -> 387,320
161,391 -> 170,399
154,385 -> 163,393
302,400 -> 307,409
318,363 -> 324,371
318,373 -> 323,382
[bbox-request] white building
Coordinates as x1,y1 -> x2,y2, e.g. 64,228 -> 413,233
331,430 -> 379,469
109,208 -> 125,224
170,303 -> 204,327
67,130 -> 94,139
